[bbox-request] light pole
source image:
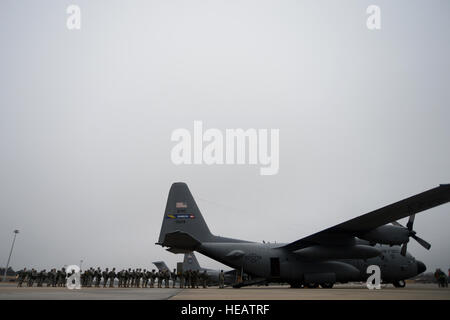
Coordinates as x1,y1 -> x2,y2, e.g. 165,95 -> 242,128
2,230 -> 19,282
80,259 -> 83,271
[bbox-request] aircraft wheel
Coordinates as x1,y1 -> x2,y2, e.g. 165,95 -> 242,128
320,283 -> 334,289
306,283 -> 319,288
289,282 -> 303,289
392,280 -> 406,288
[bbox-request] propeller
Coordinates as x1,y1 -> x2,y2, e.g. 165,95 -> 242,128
392,215 -> 431,256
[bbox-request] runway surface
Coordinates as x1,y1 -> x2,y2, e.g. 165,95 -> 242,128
1,283 -> 449,300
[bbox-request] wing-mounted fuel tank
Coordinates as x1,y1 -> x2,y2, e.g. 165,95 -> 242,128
293,244 -> 380,261
358,225 -> 409,245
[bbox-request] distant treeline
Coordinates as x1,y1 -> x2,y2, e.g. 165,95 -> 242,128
0,267 -> 16,277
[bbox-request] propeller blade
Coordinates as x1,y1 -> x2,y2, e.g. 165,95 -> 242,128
406,214 -> 415,231
392,221 -> 403,227
411,235 -> 431,250
400,243 -> 407,256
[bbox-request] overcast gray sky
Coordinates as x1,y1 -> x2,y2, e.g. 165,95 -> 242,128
1,0 -> 449,273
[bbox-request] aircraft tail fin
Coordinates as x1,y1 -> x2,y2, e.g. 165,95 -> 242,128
153,261 -> 169,271
183,252 -> 202,271
157,183 -> 213,248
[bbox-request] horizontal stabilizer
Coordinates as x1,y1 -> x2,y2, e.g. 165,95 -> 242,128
159,231 -> 201,251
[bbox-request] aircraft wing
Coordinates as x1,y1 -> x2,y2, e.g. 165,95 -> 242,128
280,184 -> 450,251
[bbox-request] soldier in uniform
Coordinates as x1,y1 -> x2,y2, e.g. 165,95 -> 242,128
52,269 -> 58,287
184,270 -> 190,289
102,268 -> 109,288
55,269 -> 61,287
126,268 -> 132,287
60,267 -> 67,287
219,270 -> 225,289
150,269 -> 156,288
117,269 -> 123,288
95,267 -> 102,287
137,268 -> 142,287
109,268 -> 116,288
130,269 -> 136,288
89,268 -> 95,287
201,270 -> 208,288
165,270 -> 170,288
192,270 -> 198,288
37,269 -> 46,287
171,269 -> 177,288
157,270 -> 162,288
25,269 -> 32,287
178,269 -> 184,289
30,268 -> 37,287
47,269 -> 54,287
147,269 -> 153,288
142,269 -> 148,288
17,268 -> 27,287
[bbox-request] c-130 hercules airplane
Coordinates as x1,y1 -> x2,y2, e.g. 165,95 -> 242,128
157,183 -> 450,288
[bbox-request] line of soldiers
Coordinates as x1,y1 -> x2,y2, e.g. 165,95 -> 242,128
16,267 -> 212,289
16,268 -> 67,287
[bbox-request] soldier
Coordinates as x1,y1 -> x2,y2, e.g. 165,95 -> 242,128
55,269 -> 61,287
157,270 -> 162,288
59,267 -> 67,287
30,268 -> 37,287
219,270 -> 225,288
17,268 -> 27,287
147,269 -> 153,288
37,269 -> 46,287
47,269 -> 53,287
95,267 -> 102,287
142,269 -> 148,288
126,268 -> 132,287
136,268 -> 142,288
129,269 -> 134,287
89,268 -> 95,287
78,269 -> 84,287
109,268 -> 116,288
51,268 -> 58,287
165,270 -> 170,288
201,270 -> 208,288
137,268 -> 142,287
150,269 -> 156,288
171,269 -> 177,288
178,269 -> 184,289
184,269 -> 190,289
192,270 -> 198,289
102,268 -> 109,288
117,269 -> 123,288
26,269 -> 33,287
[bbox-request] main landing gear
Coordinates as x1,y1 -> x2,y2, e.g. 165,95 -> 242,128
392,280 -> 406,288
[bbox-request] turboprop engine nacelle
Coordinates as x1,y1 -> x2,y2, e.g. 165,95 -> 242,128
293,244 -> 381,260
359,225 -> 410,245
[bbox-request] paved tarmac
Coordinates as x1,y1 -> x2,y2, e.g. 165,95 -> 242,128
0,283 -> 449,300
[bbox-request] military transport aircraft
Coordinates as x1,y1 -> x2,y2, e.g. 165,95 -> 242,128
157,183 -> 450,288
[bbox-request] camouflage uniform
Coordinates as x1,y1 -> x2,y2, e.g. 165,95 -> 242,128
109,268 -> 116,287
17,268 -> 26,287
171,269 -> 177,288
102,268 -> 109,288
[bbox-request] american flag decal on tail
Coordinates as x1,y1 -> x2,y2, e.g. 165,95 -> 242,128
176,202 -> 187,208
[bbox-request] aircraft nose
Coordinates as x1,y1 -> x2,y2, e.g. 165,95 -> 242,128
416,260 -> 426,274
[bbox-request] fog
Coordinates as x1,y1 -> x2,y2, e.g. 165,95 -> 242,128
1,0 -> 449,273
